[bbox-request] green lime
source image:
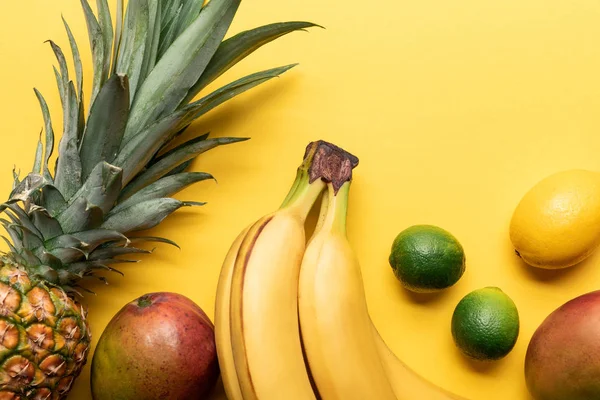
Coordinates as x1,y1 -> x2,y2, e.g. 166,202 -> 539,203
388,224 -> 466,293
451,287 -> 520,361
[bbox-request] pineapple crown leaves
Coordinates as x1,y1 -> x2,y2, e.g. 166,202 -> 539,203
2,0 -> 319,293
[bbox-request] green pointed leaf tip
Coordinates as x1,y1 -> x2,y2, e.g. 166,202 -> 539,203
139,0 -> 161,83
186,21 -> 318,102
173,0 -> 204,40
89,246 -> 151,261
80,74 -> 130,178
52,66 -> 66,109
113,171 -> 213,211
96,0 -> 114,81
102,198 -> 186,232
121,137 -> 246,199
47,40 -> 69,88
32,133 -> 43,174
62,17 -> 84,101
115,0 -> 149,99
111,0 -> 124,76
185,64 -> 297,124
157,3 -> 183,58
124,0 -> 241,141
155,65 -> 293,163
113,108 -> 187,185
160,0 -> 182,32
80,0 -> 105,108
54,83 -> 82,200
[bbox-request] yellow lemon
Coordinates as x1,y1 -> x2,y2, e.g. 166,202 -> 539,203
509,169 -> 600,269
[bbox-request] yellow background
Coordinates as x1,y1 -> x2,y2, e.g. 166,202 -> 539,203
2,0 -> 600,399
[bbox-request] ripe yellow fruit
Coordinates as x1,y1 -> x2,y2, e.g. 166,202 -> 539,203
509,169 -> 600,269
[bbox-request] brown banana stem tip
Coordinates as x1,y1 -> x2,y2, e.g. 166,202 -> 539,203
303,140 -> 359,194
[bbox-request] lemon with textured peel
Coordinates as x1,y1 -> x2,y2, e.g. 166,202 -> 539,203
509,169 -> 600,269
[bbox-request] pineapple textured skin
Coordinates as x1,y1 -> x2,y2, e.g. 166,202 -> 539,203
0,258 -> 90,400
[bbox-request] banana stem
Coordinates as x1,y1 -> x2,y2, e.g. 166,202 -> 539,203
314,181 -> 350,237
279,140 -> 358,220
282,172 -> 326,220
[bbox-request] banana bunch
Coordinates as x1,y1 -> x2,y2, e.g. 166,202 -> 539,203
215,141 -> 464,400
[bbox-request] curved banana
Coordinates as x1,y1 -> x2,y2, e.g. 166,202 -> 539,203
298,181 -> 397,400
214,226 -> 248,400
222,141 -> 351,400
372,325 -> 466,400
301,180 -> 466,400
229,208 -> 320,400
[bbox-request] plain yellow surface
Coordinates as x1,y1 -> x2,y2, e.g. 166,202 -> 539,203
2,1 -> 600,399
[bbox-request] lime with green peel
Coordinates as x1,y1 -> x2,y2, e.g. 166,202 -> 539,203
451,287 -> 520,361
388,224 -> 466,293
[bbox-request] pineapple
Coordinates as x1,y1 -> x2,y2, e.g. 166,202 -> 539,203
0,0 -> 315,398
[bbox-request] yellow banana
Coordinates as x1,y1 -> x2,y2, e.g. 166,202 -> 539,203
372,325 -> 466,400
214,226 -> 248,400
298,181 -> 397,400
301,180 -> 466,400
229,207 -> 320,400
219,141 -> 354,400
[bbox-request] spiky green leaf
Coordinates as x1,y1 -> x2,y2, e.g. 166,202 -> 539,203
38,251 -> 63,271
185,22 -> 316,103
30,208 -> 63,241
32,135 -> 43,175
6,205 -> 44,242
56,197 -> 103,233
1,234 -> 20,254
111,0 -> 125,75
49,247 -> 87,264
158,3 -> 183,58
115,0 -> 149,99
65,16 -> 86,140
166,64 -> 296,150
96,0 -> 114,81
115,171 -> 212,209
39,185 -> 67,217
153,65 -> 292,162
174,0 -> 204,40
79,74 -> 130,178
124,0 -> 240,141
89,246 -> 151,260
69,162 -> 122,215
8,174 -> 47,202
52,67 -> 66,109
47,41 -> 69,93
62,17 -> 84,103
102,198 -> 187,232
121,137 -> 244,198
160,0 -> 181,32
164,158 -> 193,177
54,83 -> 82,200
19,249 -> 42,267
1,216 -> 43,250
124,235 -> 179,248
139,0 -> 161,82
45,229 -> 127,253
32,89 -> 54,177
80,0 -> 105,107
113,107 -> 187,184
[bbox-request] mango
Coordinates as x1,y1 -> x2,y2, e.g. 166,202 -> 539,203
525,290 -> 600,400
91,292 -> 219,400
